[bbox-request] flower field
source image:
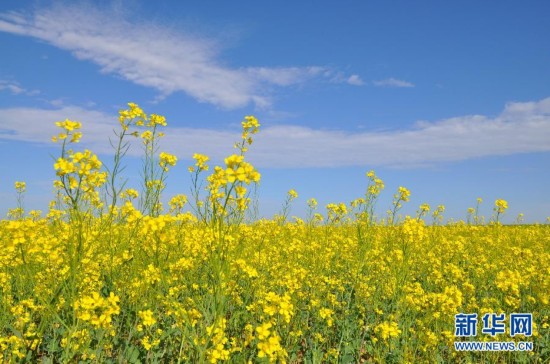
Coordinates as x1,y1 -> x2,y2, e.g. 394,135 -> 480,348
1,103 -> 549,363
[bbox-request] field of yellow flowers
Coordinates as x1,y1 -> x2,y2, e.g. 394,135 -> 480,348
1,103 -> 549,363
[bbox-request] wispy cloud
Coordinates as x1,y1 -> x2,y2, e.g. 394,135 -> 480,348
1,98 -> 549,168
373,78 -> 415,88
245,67 -> 326,87
346,75 -> 365,86
0,5 -> 356,109
0,80 -> 40,96
328,72 -> 365,86
0,105 -> 115,152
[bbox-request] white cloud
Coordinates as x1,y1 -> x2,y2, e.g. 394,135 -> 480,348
327,72 -> 365,86
0,80 -> 39,95
346,74 -> 365,86
0,81 -> 24,94
0,5 -> 354,109
1,98 -> 549,168
373,78 -> 415,88
0,105 -> 115,152
245,67 -> 326,86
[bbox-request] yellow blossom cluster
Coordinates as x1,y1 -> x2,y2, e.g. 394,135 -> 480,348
52,119 -> 83,143
374,321 -> 402,340
159,152 -> 177,171
73,292 -> 120,329
494,198 -> 509,214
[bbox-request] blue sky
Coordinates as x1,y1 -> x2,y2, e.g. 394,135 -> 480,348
1,0 -> 549,223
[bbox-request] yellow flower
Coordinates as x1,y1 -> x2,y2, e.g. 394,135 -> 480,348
494,199 -> 508,214
169,194 -> 188,211
70,132 -> 82,143
159,152 -> 178,170
149,113 -> 167,127
374,321 -> 401,340
255,322 -> 272,340
397,186 -> 411,202
224,154 -> 244,169
73,292 -> 120,329
419,203 -> 430,213
54,158 -> 76,176
193,153 -> 210,171
141,130 -> 153,144
307,198 -> 318,209
138,310 -> 157,327
141,336 -> 160,351
55,119 -> 82,132
121,188 -> 139,199
319,308 -> 334,327
14,181 -> 26,193
242,115 -> 260,134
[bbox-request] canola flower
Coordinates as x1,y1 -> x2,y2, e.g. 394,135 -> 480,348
374,321 -> 402,341
494,198 -> 509,223
191,153 -> 210,172
288,189 -> 298,199
0,103 -> 548,363
14,181 -> 26,193
159,152 -> 177,172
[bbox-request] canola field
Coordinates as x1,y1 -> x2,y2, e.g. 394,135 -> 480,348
1,103 -> 549,363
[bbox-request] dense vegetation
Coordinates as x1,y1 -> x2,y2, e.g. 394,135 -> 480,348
1,104 -> 548,363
